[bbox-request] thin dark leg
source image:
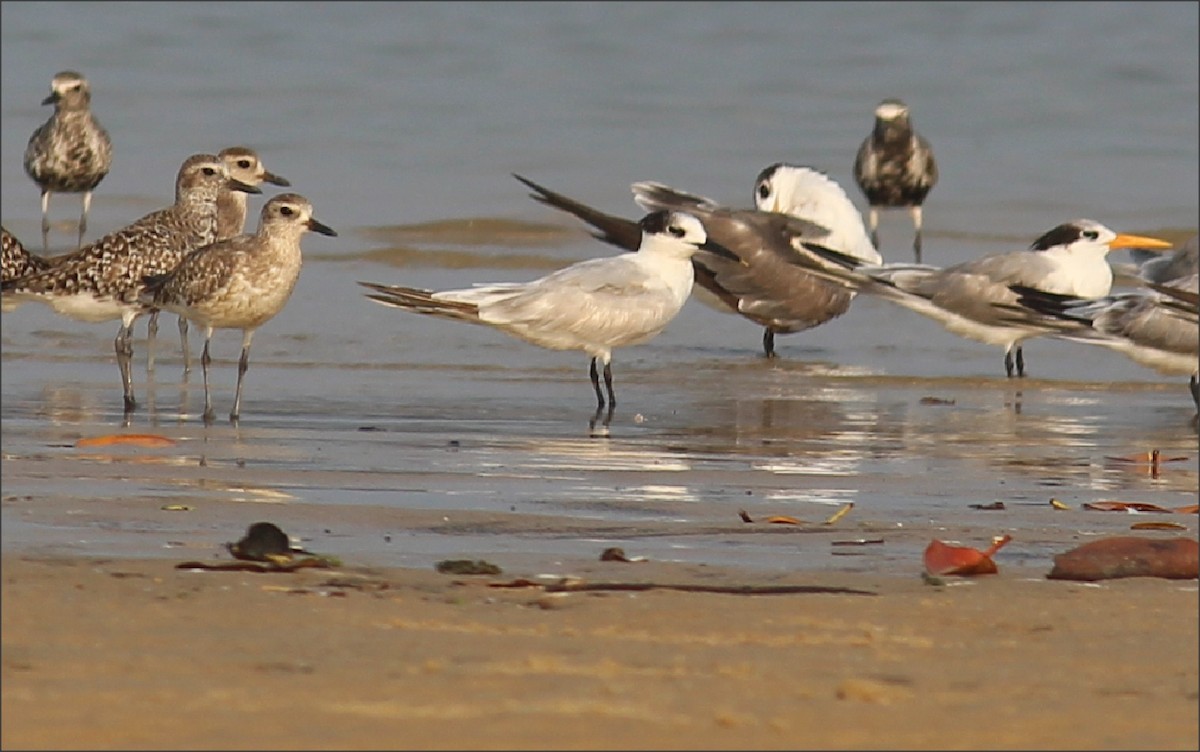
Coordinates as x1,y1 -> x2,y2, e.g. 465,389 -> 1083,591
115,323 -> 136,412
178,316 -> 191,376
1189,373 -> 1198,410
201,338 -> 215,424
1004,348 -> 1015,378
146,311 -> 159,372
1015,346 -> 1025,378
589,357 -> 605,409
602,361 -> 616,408
231,339 -> 252,422
762,328 -> 777,359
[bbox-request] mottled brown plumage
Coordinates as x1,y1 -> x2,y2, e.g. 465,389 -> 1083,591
142,193 -> 336,423
24,71 -> 114,251
853,99 -> 938,261
3,153 -> 261,411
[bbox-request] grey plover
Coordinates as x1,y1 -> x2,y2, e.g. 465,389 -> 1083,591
149,146 -> 292,375
513,166 -> 878,358
141,193 -> 336,423
782,220 -> 1173,378
2,153 -> 260,411
24,70 -> 114,251
359,210 -> 720,428
853,98 -> 938,261
2,226 -> 50,283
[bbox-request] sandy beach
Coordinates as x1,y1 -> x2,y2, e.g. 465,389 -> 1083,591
3,542 -> 1197,751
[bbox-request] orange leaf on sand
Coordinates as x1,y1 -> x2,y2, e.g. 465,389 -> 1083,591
75,433 -> 177,448
923,535 -> 1012,576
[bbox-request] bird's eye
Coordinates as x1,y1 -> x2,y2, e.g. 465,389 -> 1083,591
668,225 -> 686,238
1082,230 -> 1099,240
202,167 -> 217,176
238,160 -> 252,169
757,184 -> 770,200
280,206 -> 295,217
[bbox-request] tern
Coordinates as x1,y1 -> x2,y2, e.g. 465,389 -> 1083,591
514,164 -> 878,358
783,219 -> 1173,377
359,210 -> 724,428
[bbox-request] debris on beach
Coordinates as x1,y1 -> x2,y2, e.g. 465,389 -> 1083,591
736,502 -> 853,527
175,521 -> 338,573
1047,537 -> 1199,581
435,559 -> 502,575
600,547 -> 647,563
75,433 -> 177,448
1082,501 -> 1176,513
968,501 -> 1006,511
923,535 -> 1012,576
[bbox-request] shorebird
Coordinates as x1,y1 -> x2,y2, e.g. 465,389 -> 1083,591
141,193 -> 335,423
359,210 -> 721,428
783,219 -> 1173,377
1004,235 -> 1199,407
24,70 -> 114,251
2,226 -> 51,288
853,98 -> 938,262
2,153 -> 260,412
514,165 -> 877,358
148,146 -> 292,375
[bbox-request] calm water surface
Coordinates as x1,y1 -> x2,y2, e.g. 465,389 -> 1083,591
2,2 -> 1197,573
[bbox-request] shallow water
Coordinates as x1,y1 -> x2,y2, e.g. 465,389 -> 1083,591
2,2 -> 1197,574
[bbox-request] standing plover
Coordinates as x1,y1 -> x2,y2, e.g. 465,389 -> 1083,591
24,70 -> 114,251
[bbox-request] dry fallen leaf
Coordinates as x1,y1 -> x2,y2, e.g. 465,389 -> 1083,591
923,535 -> 1013,576
823,503 -> 854,525
1082,501 -> 1175,513
766,515 -> 803,525
1130,521 -> 1187,531
76,433 -> 177,448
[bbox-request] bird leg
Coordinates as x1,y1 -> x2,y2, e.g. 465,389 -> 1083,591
78,190 -> 93,248
910,205 -> 924,263
602,361 -> 616,408
178,316 -> 191,376
115,321 -> 136,412
1016,346 -> 1025,378
201,337 -> 215,424
1189,373 -> 1198,410
867,207 -> 881,250
146,311 -> 159,372
40,190 -> 52,252
589,357 -> 605,409
762,328 -> 777,359
1004,348 -> 1016,378
230,330 -> 255,422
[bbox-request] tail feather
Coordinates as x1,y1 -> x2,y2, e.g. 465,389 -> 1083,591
358,280 -> 481,322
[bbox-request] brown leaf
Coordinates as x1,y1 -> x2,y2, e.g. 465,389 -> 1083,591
1082,501 -> 1174,513
1047,537 -> 1199,581
1130,522 -> 1187,531
923,535 -> 1012,576
76,433 -> 177,448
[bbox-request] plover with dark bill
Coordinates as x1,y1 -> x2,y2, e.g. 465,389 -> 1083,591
782,219 -> 1173,378
24,70 -> 114,251
2,154 -> 260,412
853,98 -> 938,262
514,165 -> 878,359
359,210 -> 722,431
141,193 -> 336,424
149,146 -> 293,375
